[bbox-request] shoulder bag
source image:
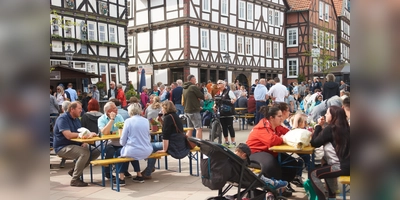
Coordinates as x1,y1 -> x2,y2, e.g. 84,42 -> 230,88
170,114 -> 196,149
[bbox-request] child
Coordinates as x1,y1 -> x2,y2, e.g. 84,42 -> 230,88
234,143 -> 288,190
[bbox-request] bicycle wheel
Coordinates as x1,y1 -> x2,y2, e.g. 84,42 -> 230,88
210,120 -> 222,144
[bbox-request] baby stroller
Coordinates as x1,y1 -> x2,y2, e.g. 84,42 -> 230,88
188,137 -> 287,200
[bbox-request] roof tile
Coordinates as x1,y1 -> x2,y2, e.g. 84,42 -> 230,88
287,0 -> 311,11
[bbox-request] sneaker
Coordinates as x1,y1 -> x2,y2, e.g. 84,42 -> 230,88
132,176 -> 145,183
291,176 -> 304,187
141,174 -> 152,180
282,190 -> 292,197
112,179 -> 126,186
124,171 -> 133,178
272,179 -> 288,190
228,142 -> 236,148
223,141 -> 230,147
70,179 -> 88,187
105,173 -> 116,180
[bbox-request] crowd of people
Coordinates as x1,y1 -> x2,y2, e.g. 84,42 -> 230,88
51,73 -> 350,200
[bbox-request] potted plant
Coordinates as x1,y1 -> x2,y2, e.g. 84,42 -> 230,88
149,118 -> 160,132
114,122 -> 124,135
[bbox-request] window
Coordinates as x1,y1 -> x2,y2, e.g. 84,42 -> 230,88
220,33 -> 227,52
319,2 -> 324,20
325,32 -> 330,49
88,23 -> 95,40
52,18 -> 59,35
274,11 -> 279,26
273,42 -> 278,58
268,9 -> 273,25
99,25 -> 106,42
287,28 -> 298,47
64,20 -> 72,37
128,37 -> 133,56
201,29 -> 209,49
110,65 -> 117,83
287,58 -> 298,78
239,1 -> 245,20
313,58 -> 319,72
319,30 -> 324,48
203,0 -> 210,12
100,65 -> 106,73
266,41 -> 271,57
313,28 -> 318,47
221,0 -> 228,16
325,4 -> 329,21
245,38 -> 252,55
247,3 -> 253,21
330,34 -> 335,50
109,27 -> 116,43
237,36 -> 244,54
127,0 -> 131,17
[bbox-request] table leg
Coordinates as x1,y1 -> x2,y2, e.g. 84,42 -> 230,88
101,140 -> 105,187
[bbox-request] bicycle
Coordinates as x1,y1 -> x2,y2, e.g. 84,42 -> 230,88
209,96 -> 232,144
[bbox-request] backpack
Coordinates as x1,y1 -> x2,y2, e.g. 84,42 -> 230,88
217,89 -> 235,116
64,91 -> 71,101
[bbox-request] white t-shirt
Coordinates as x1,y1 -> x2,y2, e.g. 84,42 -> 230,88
267,83 -> 288,103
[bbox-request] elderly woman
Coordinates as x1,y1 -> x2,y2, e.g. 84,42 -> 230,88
322,73 -> 340,100
310,106 -> 350,200
144,96 -> 162,120
117,103 -> 153,184
141,101 -> 189,179
201,93 -> 214,113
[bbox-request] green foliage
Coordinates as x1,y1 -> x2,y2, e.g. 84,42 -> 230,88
125,89 -> 140,100
96,81 -> 106,90
297,74 -> 306,83
114,122 -> 124,129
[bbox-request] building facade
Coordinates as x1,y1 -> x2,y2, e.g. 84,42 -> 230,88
127,0 -> 288,90
333,0 -> 350,63
284,0 -> 338,85
50,0 -> 128,93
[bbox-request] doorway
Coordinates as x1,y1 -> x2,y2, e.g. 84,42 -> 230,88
235,74 -> 249,91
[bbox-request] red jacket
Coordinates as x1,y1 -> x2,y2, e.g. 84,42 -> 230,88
247,95 -> 256,113
116,89 -> 127,108
246,118 -> 283,157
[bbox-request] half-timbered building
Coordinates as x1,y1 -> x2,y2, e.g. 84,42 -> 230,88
333,0 -> 350,63
284,0 -> 338,84
50,0 -> 128,93
127,0 -> 288,89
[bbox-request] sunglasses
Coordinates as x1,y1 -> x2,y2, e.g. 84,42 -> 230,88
217,83 -> 223,84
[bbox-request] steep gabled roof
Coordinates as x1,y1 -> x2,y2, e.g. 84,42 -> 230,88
332,0 -> 343,16
286,0 -> 312,11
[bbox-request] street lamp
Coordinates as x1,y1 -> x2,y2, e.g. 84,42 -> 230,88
65,44 -> 75,68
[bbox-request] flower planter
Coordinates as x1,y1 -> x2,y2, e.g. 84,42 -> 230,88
118,129 -> 123,136
151,125 -> 159,132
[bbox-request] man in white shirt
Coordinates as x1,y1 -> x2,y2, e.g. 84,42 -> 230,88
267,77 -> 288,104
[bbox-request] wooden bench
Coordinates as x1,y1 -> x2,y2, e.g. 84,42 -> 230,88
338,176 -> 350,200
90,146 -> 201,192
158,146 -> 201,176
237,113 -> 255,130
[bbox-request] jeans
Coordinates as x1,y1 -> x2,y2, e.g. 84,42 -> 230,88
175,104 -> 184,116
106,145 -> 141,174
255,101 -> 267,125
142,142 -> 164,176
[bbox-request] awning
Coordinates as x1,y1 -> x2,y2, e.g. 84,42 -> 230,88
50,64 -> 101,79
313,63 -> 350,76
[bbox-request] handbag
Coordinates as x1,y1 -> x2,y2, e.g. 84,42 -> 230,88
170,114 -> 196,149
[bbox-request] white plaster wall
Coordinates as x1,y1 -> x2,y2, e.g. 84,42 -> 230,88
52,41 -> 62,52
169,27 -> 180,49
228,33 -> 235,52
154,69 -> 168,85
151,7 -> 165,22
251,73 -> 259,84
136,0 -> 147,9
153,29 -> 166,49
99,46 -> 108,56
119,64 -> 127,84
89,0 -> 97,13
136,11 -> 148,26
128,71 -> 138,90
110,47 -> 118,57
210,30 -> 218,51
166,0 -> 177,11
137,32 -> 150,51
152,0 -> 164,7
51,0 -> 61,6
110,4 -> 117,18
190,68 -> 198,80
227,71 -> 232,83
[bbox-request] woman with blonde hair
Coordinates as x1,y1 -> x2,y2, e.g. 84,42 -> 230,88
144,96 -> 162,120
54,85 -> 67,112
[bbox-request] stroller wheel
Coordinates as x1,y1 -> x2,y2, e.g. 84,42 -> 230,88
210,120 -> 222,144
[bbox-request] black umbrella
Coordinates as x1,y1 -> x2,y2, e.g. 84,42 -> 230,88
139,68 -> 146,93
